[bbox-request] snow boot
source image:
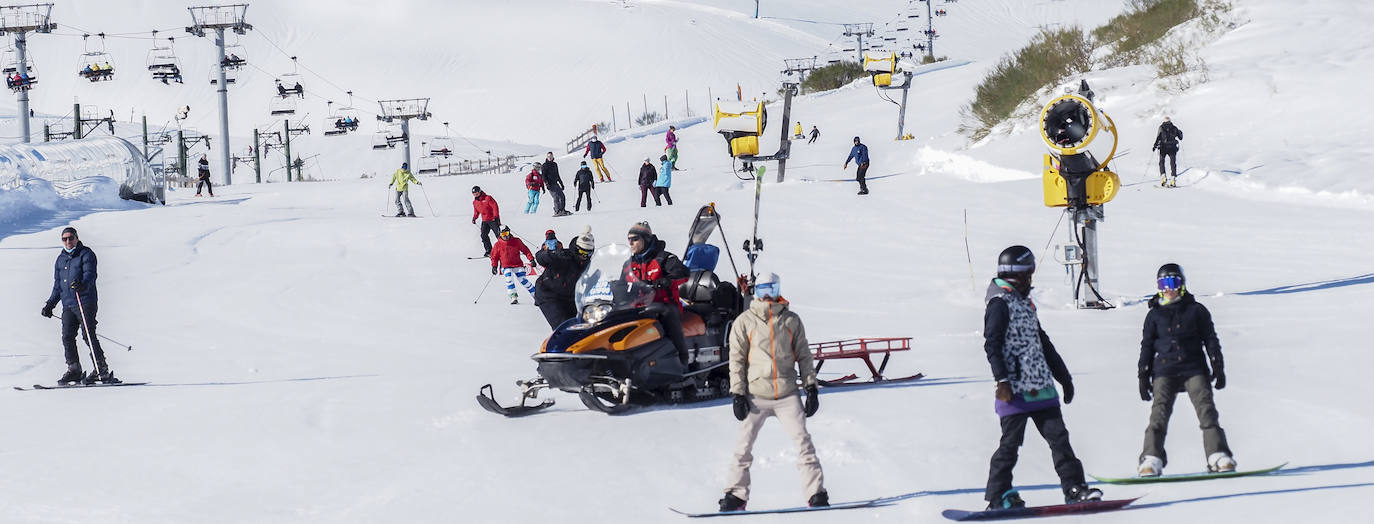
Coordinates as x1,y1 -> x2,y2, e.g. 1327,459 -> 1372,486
1208,452 -> 1236,473
509,295 -> 519,305
395,212 -> 405,217
1064,484 -> 1103,504
1160,175 -> 1168,187
1138,455 -> 1164,477
987,489 -> 1025,510
808,490 -> 829,508
718,492 -> 746,512
57,365 -> 84,385
1168,176 -> 1178,188
857,189 -> 869,195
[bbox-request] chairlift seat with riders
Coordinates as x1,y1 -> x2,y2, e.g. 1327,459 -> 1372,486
77,34 -> 115,82
146,33 -> 183,84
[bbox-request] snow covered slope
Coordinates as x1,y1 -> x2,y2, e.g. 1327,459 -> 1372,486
3,1 -> 1372,523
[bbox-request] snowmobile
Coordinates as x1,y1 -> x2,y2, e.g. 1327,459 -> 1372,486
477,204 -> 749,416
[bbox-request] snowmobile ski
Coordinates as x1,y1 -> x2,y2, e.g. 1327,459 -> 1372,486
475,383 -> 554,417
1090,463 -> 1285,484
942,498 -> 1138,521
16,382 -> 149,391
670,491 -> 921,518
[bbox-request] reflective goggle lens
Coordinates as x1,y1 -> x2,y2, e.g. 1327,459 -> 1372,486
1157,276 -> 1183,290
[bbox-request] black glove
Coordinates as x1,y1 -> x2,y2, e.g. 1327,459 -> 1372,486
995,381 -> 1013,402
1060,380 -> 1075,404
652,279 -> 670,290
491,266 -> 498,275
803,385 -> 819,417
1151,145 -> 1158,151
732,395 -> 750,421
70,280 -> 86,293
1210,357 -> 1225,390
1139,376 -> 1153,402
41,303 -> 54,318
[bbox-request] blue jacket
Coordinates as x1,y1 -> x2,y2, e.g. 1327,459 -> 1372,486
47,243 -> 98,309
846,143 -> 870,165
655,160 -> 672,187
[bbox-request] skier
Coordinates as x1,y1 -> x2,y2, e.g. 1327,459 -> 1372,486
665,125 -> 681,171
490,225 -> 537,305
1153,116 -> 1184,187
584,135 -> 612,182
719,272 -> 827,512
621,222 -> 689,364
573,161 -> 595,212
808,125 -> 820,144
981,246 -> 1100,510
541,152 -> 570,217
793,121 -> 804,139
195,154 -> 214,197
524,163 -> 545,214
542,229 -> 562,251
1137,263 -> 1235,477
637,158 -> 660,207
388,162 -> 420,217
40,227 -> 119,385
471,186 -> 501,256
843,136 -> 870,195
534,226 -> 596,329
655,154 -> 674,206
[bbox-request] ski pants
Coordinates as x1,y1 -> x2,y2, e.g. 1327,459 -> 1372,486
503,267 -> 535,299
1158,148 -> 1178,177
724,393 -> 826,501
655,186 -> 673,206
591,158 -> 611,181
640,185 -> 660,207
395,189 -> 414,215
549,188 -> 567,214
196,176 -> 214,196
1141,374 -> 1230,466
666,147 -> 678,165
537,299 -> 578,329
657,305 -> 688,365
61,302 -> 106,370
855,161 -> 870,192
479,219 -> 501,254
575,189 -> 593,211
808,134 -> 818,144
985,406 -> 1086,502
525,190 -> 541,214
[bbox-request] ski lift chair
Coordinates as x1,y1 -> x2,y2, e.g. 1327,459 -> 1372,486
268,97 -> 296,116
371,129 -> 396,150
417,156 -> 440,174
209,67 -> 238,85
429,137 -> 454,157
77,34 -> 115,82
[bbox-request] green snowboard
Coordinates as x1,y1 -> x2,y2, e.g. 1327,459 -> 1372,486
1090,463 -> 1286,484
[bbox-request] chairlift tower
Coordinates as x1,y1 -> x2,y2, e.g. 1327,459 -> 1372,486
841,23 -> 874,63
1,3 -> 55,143
781,57 -> 818,85
186,4 -> 251,185
376,98 -> 431,171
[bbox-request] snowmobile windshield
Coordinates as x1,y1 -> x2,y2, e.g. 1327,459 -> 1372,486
573,242 -> 657,323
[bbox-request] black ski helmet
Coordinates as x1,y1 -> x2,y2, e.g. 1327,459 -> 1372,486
471,185 -> 482,194
1157,263 -> 1185,282
997,245 -> 1036,277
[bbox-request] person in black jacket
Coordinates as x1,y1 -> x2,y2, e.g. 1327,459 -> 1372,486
40,227 -> 119,385
637,158 -> 660,207
573,161 -> 595,212
542,152 -> 570,217
980,246 -> 1099,510
1136,263 -> 1234,477
1152,117 -> 1184,187
195,154 -> 214,197
534,227 -> 596,328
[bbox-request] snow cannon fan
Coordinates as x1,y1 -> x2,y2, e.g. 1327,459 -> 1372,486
1039,80 -> 1120,209
863,51 -> 898,87
713,100 -> 766,158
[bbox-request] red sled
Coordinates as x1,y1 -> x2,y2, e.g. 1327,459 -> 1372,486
811,337 -> 923,387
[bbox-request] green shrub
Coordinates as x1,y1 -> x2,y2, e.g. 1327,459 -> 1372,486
801,61 -> 864,94
1095,0 -> 1199,67
634,111 -> 662,126
962,28 -> 1092,140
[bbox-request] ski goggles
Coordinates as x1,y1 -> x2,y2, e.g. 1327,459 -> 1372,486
1156,276 -> 1184,291
754,281 -> 780,299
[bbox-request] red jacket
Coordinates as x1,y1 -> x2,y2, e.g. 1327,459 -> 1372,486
491,237 -> 534,269
525,170 -> 544,191
621,239 -> 690,310
472,193 -> 500,222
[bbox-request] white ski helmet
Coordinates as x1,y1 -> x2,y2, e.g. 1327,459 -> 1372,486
754,272 -> 781,300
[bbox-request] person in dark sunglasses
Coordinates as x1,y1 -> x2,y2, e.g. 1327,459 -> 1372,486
40,227 -> 119,385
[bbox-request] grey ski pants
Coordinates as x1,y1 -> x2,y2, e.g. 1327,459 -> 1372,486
724,393 -> 825,501
395,189 -> 414,215
1141,374 -> 1230,466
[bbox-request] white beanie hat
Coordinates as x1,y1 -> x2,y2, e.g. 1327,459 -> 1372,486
575,225 -> 595,250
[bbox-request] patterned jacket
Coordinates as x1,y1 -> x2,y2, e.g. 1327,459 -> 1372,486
983,279 -> 1071,415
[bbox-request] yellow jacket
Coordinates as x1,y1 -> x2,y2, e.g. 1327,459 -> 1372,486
728,298 -> 816,399
793,122 -> 803,136
390,168 -> 418,191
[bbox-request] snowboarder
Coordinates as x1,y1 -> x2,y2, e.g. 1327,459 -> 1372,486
638,158 -> 660,207
195,154 -> 214,197
719,272 -> 827,512
573,161 -> 595,212
621,222 -> 689,364
655,154 -> 674,206
843,136 -> 870,195
524,163 -> 545,214
1153,116 -> 1183,187
808,125 -> 820,144
388,162 -> 420,217
981,246 -> 1100,510
793,121 -> 804,139
40,227 -> 119,385
491,225 -> 537,305
584,136 -> 612,182
665,125 -> 681,171
1137,263 -> 1235,477
542,152 -> 570,217
471,186 -> 501,256
534,226 -> 596,329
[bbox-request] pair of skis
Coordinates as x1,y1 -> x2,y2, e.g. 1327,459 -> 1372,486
15,382 -> 147,391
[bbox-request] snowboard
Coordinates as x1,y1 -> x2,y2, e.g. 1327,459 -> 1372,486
381,214 -> 421,218
943,498 -> 1138,521
670,492 -> 917,518
1090,463 -> 1285,484
15,382 -> 148,391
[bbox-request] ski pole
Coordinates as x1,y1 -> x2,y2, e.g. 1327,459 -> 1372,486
48,316 -> 132,350
418,185 -> 438,216
474,273 -> 495,303
71,288 -> 103,376
383,187 -> 392,215
592,186 -> 601,204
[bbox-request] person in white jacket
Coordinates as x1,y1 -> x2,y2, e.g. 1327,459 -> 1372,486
718,273 -> 828,512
